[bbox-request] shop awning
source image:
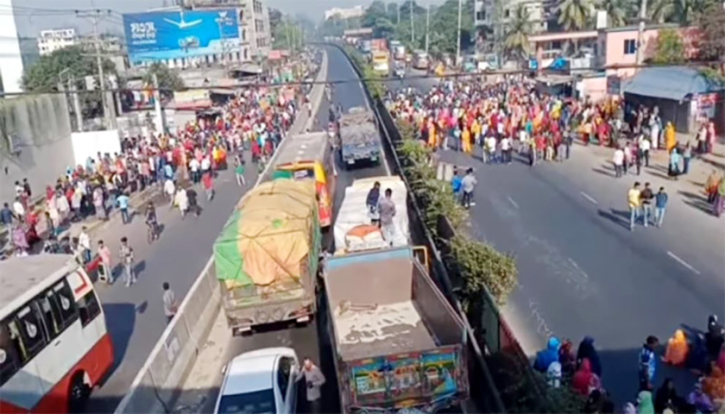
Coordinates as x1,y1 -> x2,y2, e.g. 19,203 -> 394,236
623,66 -> 723,101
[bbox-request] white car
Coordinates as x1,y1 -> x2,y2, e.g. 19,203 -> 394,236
214,347 -> 300,414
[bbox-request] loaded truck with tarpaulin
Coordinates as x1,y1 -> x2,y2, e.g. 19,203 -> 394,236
323,247 -> 470,413
213,179 -> 321,334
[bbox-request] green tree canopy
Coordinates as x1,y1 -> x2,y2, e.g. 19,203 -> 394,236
504,4 -> 533,63
651,28 -> 686,64
142,62 -> 184,99
557,0 -> 594,31
697,3 -> 725,75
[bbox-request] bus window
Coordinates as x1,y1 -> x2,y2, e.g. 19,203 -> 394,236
13,305 -> 47,363
50,280 -> 79,330
78,291 -> 101,326
37,294 -> 61,338
0,322 -> 23,386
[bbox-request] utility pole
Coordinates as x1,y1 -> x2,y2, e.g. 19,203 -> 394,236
456,0 -> 463,65
152,73 -> 165,135
425,2 -> 430,54
76,9 -> 114,128
70,76 -> 83,132
397,3 -> 401,25
634,0 -> 648,69
217,15 -> 233,68
410,1 -> 415,44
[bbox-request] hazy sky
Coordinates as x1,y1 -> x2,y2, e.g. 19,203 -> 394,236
14,0 -> 401,36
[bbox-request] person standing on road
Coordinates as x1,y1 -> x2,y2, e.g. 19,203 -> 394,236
186,187 -> 200,217
97,240 -> 112,284
613,147 -> 624,178
638,335 -> 660,391
0,202 -> 16,228
175,187 -> 189,219
628,182 -> 642,231
297,357 -> 326,414
78,226 -> 92,264
162,282 -> 178,324
164,178 -> 176,207
654,187 -> 668,228
378,188 -> 397,246
682,142 -> 692,175
119,237 -> 137,287
461,168 -> 477,209
640,136 -> 651,167
235,158 -> 246,187
640,183 -> 654,227
116,192 -> 131,225
93,186 -> 107,220
202,172 -> 214,201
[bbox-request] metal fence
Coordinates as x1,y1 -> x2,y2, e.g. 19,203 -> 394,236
114,51 -> 329,414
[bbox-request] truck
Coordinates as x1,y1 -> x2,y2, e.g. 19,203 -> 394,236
371,50 -> 390,76
333,176 -> 409,254
213,179 -> 321,334
337,107 -> 382,168
323,246 -> 470,413
390,40 -> 406,61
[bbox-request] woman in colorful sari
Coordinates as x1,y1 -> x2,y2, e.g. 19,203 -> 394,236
665,122 -> 676,153
663,329 -> 689,366
705,170 -> 722,204
462,126 -> 472,154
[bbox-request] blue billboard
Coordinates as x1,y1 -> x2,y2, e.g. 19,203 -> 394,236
123,9 -> 240,64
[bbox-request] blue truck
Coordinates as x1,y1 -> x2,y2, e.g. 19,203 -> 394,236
337,107 -> 382,169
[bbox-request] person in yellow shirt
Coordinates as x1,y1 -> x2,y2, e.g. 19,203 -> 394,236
462,127 -> 472,154
628,182 -> 642,231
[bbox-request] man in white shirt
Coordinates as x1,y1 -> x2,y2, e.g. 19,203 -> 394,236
189,158 -> 200,183
613,147 -> 625,178
501,136 -> 512,164
78,226 -> 92,264
200,156 -> 211,174
164,179 -> 176,206
486,136 -> 497,164
640,137 -> 651,167
12,197 -> 25,220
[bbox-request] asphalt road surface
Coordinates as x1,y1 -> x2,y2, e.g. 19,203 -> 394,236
177,45 -> 392,414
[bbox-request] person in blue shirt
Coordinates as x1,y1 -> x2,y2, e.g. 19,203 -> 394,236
534,336 -> 561,373
639,335 -> 660,391
451,169 -> 463,202
116,192 -> 131,225
654,187 -> 668,228
0,202 -> 15,227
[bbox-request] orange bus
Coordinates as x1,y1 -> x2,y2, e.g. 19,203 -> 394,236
0,255 -> 114,413
273,132 -> 337,228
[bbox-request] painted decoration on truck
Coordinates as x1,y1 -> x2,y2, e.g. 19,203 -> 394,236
386,354 -> 422,400
351,359 -> 387,396
421,350 -> 459,396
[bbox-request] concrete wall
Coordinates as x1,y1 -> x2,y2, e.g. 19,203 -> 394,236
0,94 -> 74,203
0,0 -> 24,94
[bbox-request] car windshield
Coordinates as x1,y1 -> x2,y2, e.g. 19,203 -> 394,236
217,389 -> 276,414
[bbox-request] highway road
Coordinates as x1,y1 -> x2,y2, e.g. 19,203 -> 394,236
392,67 -> 725,404
82,47 -> 384,413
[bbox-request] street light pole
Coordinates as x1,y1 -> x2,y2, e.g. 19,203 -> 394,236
425,2 -> 430,54
410,1 -> 415,44
456,0 -> 462,65
634,0 -> 648,69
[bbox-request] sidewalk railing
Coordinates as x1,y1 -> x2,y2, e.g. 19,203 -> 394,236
114,50 -> 328,414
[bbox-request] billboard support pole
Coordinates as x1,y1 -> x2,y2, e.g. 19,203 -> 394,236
76,8 -> 114,129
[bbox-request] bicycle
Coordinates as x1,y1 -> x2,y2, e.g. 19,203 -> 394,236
146,221 -> 159,244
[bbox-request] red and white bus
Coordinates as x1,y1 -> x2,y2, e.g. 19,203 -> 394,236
0,254 -> 114,413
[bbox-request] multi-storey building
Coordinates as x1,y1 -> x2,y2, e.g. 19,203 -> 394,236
37,28 -> 78,56
474,0 -> 548,53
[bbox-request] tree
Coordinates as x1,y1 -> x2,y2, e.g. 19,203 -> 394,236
597,0 -> 631,27
651,28 -> 685,64
646,0 -> 718,23
142,63 -> 184,99
557,0 -> 594,31
21,45 -> 117,119
504,5 -> 532,63
362,0 -> 389,28
427,0 -> 475,56
697,4 -> 725,75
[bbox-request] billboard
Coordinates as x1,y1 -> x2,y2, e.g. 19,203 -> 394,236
123,9 -> 240,64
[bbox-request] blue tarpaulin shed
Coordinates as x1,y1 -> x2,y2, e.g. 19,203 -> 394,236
623,66 -> 723,101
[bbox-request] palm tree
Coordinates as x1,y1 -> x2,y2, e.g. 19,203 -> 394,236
504,5 -> 532,63
597,0 -> 631,27
557,0 -> 595,30
646,0 -> 717,23
646,0 -> 674,23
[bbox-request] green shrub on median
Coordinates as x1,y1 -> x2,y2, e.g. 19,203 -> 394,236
394,119 -> 518,308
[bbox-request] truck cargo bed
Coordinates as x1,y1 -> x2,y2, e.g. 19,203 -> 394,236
334,300 -> 436,360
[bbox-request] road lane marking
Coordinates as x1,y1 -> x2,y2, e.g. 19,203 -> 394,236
507,196 -> 519,209
667,251 -> 701,275
580,191 -> 598,205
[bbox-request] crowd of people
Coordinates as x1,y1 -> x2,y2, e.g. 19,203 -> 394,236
0,60 -> 317,260
384,77 -> 723,217
533,316 -> 725,413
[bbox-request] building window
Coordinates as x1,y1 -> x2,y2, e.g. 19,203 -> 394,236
476,10 -> 486,21
504,9 -> 510,18
624,39 -> 636,55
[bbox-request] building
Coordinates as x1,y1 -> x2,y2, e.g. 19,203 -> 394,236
122,0 -> 270,68
0,0 -> 25,94
474,0 -> 547,51
37,28 -> 78,56
324,6 -> 365,21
